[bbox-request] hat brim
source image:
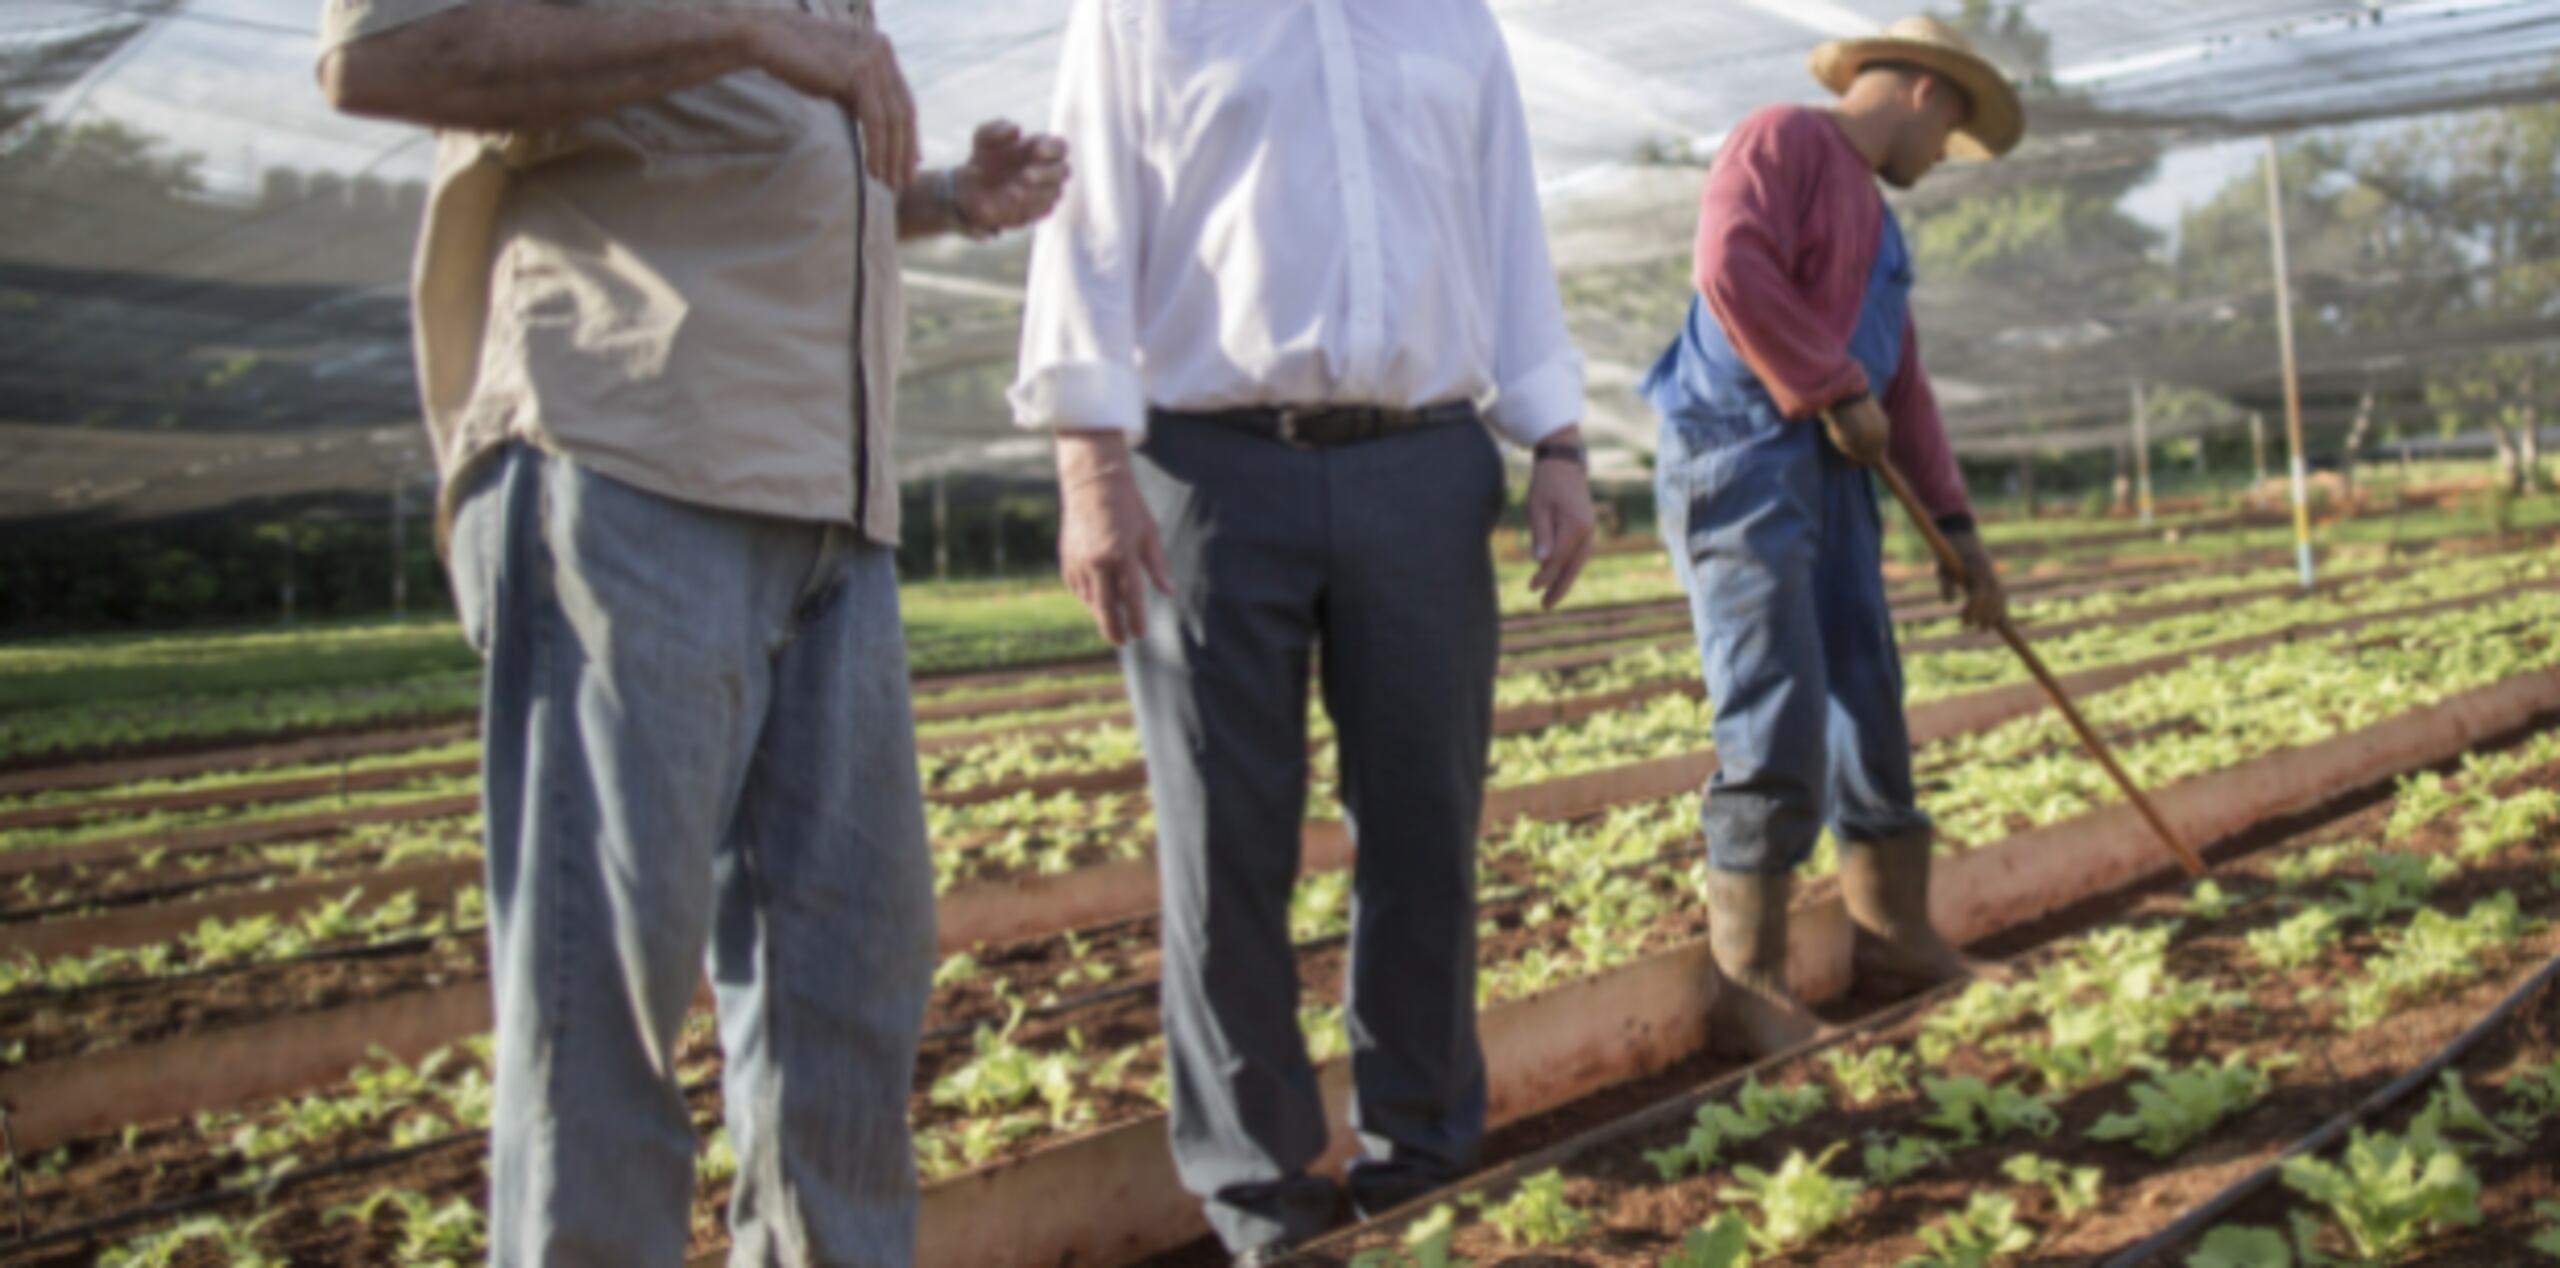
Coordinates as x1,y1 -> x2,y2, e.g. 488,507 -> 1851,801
1808,36 -> 2024,159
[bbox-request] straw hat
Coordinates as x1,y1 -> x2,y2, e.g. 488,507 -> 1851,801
1809,15 -> 2025,160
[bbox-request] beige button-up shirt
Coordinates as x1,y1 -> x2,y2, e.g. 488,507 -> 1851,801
318,0 -> 905,547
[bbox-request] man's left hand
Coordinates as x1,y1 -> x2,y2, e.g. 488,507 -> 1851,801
1526,428 -> 1597,611
1941,528 -> 2007,633
955,120 -> 1069,232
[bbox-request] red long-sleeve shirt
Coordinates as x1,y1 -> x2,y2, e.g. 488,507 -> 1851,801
1693,104 -> 1972,519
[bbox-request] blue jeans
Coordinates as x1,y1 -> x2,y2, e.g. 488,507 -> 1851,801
1653,413 -> 1931,875
448,444 -> 937,1267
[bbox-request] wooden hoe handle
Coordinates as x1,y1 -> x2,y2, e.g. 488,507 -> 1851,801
1828,412 -> 2209,879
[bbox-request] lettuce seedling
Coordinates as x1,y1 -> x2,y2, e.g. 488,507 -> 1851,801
1662,1211 -> 1754,1268
1721,1145 -> 1861,1253
2088,1053 -> 2282,1158
1483,1168 -> 1589,1248
2000,1152 -> 2103,1218
2279,1126 -> 2480,1259
1902,1191 -> 2035,1268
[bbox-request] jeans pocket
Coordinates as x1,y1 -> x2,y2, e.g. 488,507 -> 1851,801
445,448 -> 518,658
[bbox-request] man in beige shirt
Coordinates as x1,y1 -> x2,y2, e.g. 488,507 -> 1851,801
316,5 -> 1064,1263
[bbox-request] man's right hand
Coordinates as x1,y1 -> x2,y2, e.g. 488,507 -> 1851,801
1056,431 -> 1174,645
750,13 -> 918,188
1822,393 -> 1891,467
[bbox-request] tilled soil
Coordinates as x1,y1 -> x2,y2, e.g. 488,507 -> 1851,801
1289,756 -> 2560,1267
2179,968 -> 2560,1266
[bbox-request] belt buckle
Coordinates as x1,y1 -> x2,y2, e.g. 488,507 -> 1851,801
1274,407 -> 1309,449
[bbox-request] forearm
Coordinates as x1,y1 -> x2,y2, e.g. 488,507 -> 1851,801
896,170 -> 962,241
320,2 -> 767,133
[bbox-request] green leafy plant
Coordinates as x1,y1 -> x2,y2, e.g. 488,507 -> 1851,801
928,1006 -> 1085,1123
2457,787 -> 2560,859
2494,1053 -> 2560,1135
1864,1133 -> 1947,1185
100,1214 -> 279,1268
2328,851 -> 2445,923
2243,908 -> 2341,972
2279,1125 -> 2481,1259
2528,1199 -> 2560,1258
2184,1224 -> 2293,1268
2333,892 -> 2533,1031
2000,1153 -> 2102,1218
331,1188 -> 485,1265
1482,1168 -> 1589,1248
1922,1076 -> 2058,1146
2087,1053 -> 2284,1158
931,952 -> 982,989
1901,1191 -> 2036,1267
1348,1203 -> 1472,1268
1824,1045 -> 1916,1104
2386,771 -> 2462,841
1720,1145 -> 1861,1253
2270,843 -> 2359,887
1917,979 -> 2037,1062
1644,1077 -> 1823,1180
2408,1070 -> 2524,1156
2183,879 -> 2243,920
1662,1210 -> 1754,1268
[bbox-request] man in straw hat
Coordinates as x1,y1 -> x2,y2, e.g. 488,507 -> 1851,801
1639,15 -> 2022,1056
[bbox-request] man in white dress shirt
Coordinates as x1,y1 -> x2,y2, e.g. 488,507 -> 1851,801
1011,1 -> 1597,1257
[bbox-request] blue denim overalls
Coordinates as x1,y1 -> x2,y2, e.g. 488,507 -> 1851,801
1641,208 -> 1933,875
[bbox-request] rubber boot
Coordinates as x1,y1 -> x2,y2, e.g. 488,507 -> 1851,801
1704,867 -> 1828,1057
1841,831 -> 1994,993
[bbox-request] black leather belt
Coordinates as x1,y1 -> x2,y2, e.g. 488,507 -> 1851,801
1149,400 -> 1479,449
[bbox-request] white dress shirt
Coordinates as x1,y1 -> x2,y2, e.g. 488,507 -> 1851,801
1008,0 -> 1585,447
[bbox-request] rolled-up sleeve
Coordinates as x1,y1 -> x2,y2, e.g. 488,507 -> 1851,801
1008,0 -> 1148,435
1475,31 -> 1583,446
317,0 -> 465,57
1696,110 -> 1868,419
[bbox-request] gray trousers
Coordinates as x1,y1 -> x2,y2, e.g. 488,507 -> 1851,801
1122,417 -> 1504,1252
451,444 -> 937,1267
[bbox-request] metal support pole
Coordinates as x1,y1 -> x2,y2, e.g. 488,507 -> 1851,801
932,474 -> 950,582
2131,379 -> 2154,528
2263,135 -> 2316,591
389,470 -> 408,619
2250,412 -> 2268,490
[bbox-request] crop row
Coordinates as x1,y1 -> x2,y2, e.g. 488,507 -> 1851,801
1310,726 -> 2560,1266
7,561 -> 2552,1067
10,589 -> 2554,1268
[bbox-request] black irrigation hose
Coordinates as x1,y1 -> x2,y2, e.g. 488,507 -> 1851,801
2100,945 -> 2560,1267
0,1067 -> 732,1257
0,1130 -> 482,1257
0,865 -> 292,924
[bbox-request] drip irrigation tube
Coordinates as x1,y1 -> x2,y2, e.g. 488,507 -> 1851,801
2,926 -> 481,1006
2098,946 -> 2560,1267
0,1057 -> 746,1259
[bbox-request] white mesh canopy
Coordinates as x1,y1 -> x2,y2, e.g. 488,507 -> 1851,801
4,0 -> 2557,519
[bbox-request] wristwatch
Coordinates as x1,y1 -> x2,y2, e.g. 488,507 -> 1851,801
936,167 -> 998,241
1532,439 -> 1587,471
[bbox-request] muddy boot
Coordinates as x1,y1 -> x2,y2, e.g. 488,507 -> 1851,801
1705,867 -> 1829,1058
1841,831 -> 1995,993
